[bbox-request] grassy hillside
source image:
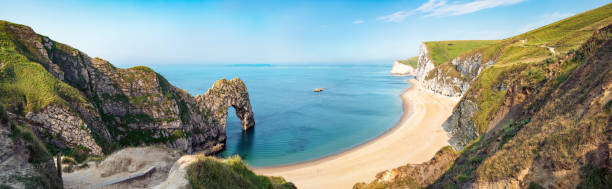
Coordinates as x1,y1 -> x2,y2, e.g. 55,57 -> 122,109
424,40 -> 499,66
187,155 -> 296,189
468,3 -> 612,134
398,56 -> 418,68
356,3 -> 612,188
0,21 -> 85,114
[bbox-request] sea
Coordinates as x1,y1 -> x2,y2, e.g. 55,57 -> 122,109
149,64 -> 412,167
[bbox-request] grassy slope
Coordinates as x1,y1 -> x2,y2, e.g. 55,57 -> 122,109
356,3 -> 612,188
398,56 -> 419,68
187,155 -> 296,189
424,40 -> 499,66
435,25 -> 612,188
0,21 -> 85,114
468,3 -> 612,134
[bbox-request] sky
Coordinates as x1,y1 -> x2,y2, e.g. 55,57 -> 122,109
0,0 -> 610,65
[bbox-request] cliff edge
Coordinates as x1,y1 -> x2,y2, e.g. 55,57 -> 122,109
0,20 -> 255,170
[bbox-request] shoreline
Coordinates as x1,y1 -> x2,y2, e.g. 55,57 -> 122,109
253,79 -> 460,188
250,79 -> 419,170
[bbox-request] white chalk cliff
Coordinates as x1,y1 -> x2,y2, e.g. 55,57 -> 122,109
390,61 -> 416,75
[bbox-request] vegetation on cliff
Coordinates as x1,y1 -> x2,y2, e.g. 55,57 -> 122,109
0,19 -> 269,188
397,56 -> 418,68
187,155 -> 296,189
358,3 -> 612,188
1,104 -> 62,189
0,21 -> 85,114
424,40 -> 498,66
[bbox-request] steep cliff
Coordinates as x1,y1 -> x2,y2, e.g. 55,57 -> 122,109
415,41 -> 497,97
357,3 -> 612,188
0,105 -> 63,189
391,57 -> 417,75
0,20 -> 254,162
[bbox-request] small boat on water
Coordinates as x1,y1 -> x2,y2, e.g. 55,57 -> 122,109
313,88 -> 324,92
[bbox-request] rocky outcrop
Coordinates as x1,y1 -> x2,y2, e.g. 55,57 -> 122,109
390,60 -> 416,75
415,44 -> 435,82
25,104 -> 103,155
354,147 -> 459,189
442,100 -> 479,151
196,78 -> 255,132
415,43 -> 494,97
0,20 -> 255,159
0,108 -> 63,189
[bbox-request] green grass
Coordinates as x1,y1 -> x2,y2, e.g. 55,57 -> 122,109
9,123 -> 53,164
187,155 -> 296,189
397,56 -> 418,68
0,21 -> 85,113
578,164 -> 612,189
424,40 -> 499,66
468,64 -> 523,133
0,103 -> 7,123
475,3 -> 612,65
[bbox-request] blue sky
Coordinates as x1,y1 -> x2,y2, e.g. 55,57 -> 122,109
0,0 -> 610,65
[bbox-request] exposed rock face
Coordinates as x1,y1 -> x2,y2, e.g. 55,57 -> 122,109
356,22 -> 612,189
442,100 -> 479,151
353,147 -> 459,189
196,78 -> 255,132
414,42 -> 494,150
0,21 -> 255,158
415,44 -> 435,82
26,104 -> 103,155
390,60 -> 416,75
415,43 -> 494,97
0,110 -> 63,189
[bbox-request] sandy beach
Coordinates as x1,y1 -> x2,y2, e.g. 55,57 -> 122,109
253,79 -> 460,189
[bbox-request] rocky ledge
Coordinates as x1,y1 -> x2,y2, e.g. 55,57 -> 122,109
415,43 -> 494,97
0,20 -> 255,159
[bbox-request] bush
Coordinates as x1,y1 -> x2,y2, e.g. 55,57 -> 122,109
187,155 -> 296,189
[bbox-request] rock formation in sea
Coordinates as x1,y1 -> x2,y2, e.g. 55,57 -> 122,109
195,78 -> 255,151
0,20 -> 255,162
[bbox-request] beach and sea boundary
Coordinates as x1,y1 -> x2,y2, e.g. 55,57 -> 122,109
253,79 -> 460,189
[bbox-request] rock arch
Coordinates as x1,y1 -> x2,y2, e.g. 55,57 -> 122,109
196,78 -> 255,132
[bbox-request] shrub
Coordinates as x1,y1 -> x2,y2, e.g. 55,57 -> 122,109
187,155 -> 296,189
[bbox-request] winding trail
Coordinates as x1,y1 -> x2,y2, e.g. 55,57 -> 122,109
253,79 -> 459,189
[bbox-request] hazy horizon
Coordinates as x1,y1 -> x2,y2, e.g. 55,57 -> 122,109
1,0 -> 610,65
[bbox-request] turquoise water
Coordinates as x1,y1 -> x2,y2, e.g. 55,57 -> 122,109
150,64 -> 412,166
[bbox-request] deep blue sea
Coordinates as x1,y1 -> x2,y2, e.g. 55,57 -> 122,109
149,64 -> 412,166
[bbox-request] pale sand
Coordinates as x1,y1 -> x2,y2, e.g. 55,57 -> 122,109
253,79 -> 460,189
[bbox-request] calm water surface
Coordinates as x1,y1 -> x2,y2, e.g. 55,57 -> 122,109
149,64 -> 411,166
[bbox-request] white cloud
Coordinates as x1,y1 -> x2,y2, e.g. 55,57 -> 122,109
423,0 -> 526,17
379,0 -> 526,22
353,19 -> 365,24
519,12 -> 575,33
416,0 -> 447,12
377,11 -> 414,23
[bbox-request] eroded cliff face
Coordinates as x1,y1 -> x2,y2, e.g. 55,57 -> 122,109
415,43 -> 494,97
414,42 -> 496,150
0,20 -> 255,159
390,61 -> 416,75
0,106 -> 63,189
442,100 -> 479,151
356,22 -> 612,189
196,78 -> 255,132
